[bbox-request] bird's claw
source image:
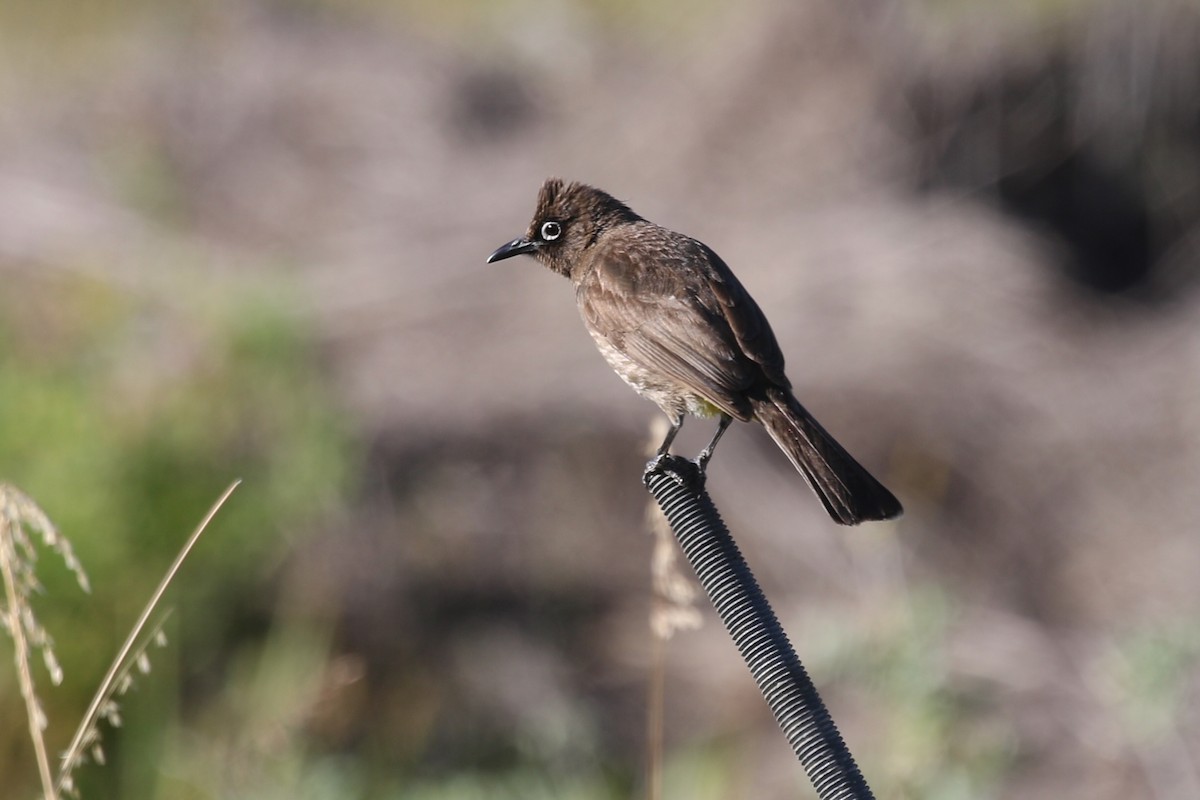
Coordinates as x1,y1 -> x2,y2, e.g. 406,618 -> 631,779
643,453 -> 706,491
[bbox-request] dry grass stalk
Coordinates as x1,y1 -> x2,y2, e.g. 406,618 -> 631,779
644,417 -> 703,641
0,479 -> 241,799
1,484 -> 91,800
642,419 -> 703,800
55,479 -> 241,796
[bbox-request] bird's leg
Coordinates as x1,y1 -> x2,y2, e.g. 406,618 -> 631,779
655,413 -> 684,458
645,413 -> 694,487
645,413 -> 684,471
695,414 -> 733,472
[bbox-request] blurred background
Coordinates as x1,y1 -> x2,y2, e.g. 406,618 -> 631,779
2,0 -> 1199,797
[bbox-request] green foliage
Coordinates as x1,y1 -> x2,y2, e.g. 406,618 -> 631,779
1103,620 -> 1200,739
0,266 -> 354,798
814,587 -> 1014,800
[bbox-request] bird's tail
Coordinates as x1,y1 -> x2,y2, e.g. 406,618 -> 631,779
751,388 -> 902,525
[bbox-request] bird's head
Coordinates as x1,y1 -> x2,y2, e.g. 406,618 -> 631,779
487,178 -> 641,278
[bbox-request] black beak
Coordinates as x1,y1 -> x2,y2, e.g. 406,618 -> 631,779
487,237 -> 538,263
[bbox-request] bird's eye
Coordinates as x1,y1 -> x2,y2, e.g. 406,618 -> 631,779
540,221 -> 562,241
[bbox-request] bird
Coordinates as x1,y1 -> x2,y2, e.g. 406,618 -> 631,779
487,178 -> 901,525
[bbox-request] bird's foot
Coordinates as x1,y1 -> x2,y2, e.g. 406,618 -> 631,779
643,453 -> 706,491
645,452 -> 670,474
643,453 -> 680,486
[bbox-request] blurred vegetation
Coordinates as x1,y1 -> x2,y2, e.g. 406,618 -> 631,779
828,588 -> 1015,800
0,263 -> 354,798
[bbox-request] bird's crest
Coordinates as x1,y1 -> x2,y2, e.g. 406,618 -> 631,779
533,178 -> 640,227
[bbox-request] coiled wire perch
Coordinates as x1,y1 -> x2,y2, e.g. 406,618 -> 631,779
643,455 -> 875,800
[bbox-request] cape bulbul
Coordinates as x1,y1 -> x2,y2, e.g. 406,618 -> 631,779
488,178 -> 901,525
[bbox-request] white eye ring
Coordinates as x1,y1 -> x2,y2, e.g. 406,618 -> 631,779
540,221 -> 562,241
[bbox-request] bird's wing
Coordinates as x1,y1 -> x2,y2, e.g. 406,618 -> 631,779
693,241 -> 789,387
579,237 -> 785,420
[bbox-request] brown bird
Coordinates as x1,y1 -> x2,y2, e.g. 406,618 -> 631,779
488,178 -> 901,525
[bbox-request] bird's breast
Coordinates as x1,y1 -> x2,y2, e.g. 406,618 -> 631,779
584,328 -> 718,419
